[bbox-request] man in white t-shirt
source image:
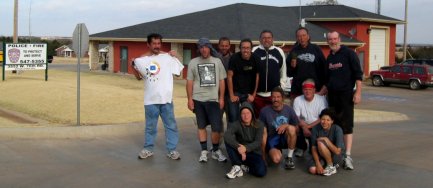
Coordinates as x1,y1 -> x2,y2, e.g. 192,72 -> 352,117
293,79 -> 328,157
132,33 -> 184,160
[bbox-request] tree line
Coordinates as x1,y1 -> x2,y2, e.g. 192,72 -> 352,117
1,36 -> 71,56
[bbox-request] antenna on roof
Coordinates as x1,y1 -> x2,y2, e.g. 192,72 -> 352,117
299,0 -> 302,26
376,0 -> 381,14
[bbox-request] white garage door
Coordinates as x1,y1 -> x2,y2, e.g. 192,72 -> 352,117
369,28 -> 386,72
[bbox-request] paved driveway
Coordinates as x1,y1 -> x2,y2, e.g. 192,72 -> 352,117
1,85 -> 432,187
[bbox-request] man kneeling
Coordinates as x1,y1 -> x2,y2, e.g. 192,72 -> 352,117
224,102 -> 267,179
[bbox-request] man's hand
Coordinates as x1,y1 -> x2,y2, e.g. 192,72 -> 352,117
188,99 -> 194,111
316,163 -> 325,174
353,91 -> 361,104
238,144 -> 247,161
219,98 -> 224,110
230,95 -> 239,103
247,94 -> 255,103
303,127 -> 311,137
168,50 -> 178,57
276,124 -> 289,134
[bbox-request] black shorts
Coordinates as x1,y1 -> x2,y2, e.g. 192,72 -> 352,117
328,90 -> 354,134
193,100 -> 223,132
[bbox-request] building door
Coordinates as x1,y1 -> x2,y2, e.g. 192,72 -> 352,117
120,46 -> 128,73
369,28 -> 387,72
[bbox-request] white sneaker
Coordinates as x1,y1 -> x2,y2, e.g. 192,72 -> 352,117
211,149 -> 227,162
240,165 -> 249,173
294,149 -> 304,158
138,149 -> 153,159
167,150 -> 181,160
323,165 -> 337,176
344,156 -> 354,170
226,165 -> 243,179
199,150 -> 208,162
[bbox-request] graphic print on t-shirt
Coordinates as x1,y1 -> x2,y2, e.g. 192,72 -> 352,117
272,115 -> 289,130
144,61 -> 160,82
298,53 -> 316,63
198,63 -> 216,87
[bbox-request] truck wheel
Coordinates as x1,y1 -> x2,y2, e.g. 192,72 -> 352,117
409,80 -> 421,90
372,76 -> 383,86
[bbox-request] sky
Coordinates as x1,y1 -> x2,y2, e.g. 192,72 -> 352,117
0,0 -> 431,44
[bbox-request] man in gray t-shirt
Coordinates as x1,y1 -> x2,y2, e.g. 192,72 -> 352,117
186,38 -> 227,163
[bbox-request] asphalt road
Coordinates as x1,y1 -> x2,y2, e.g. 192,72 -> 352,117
0,84 -> 432,188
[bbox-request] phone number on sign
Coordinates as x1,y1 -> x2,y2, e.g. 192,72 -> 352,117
19,59 -> 45,64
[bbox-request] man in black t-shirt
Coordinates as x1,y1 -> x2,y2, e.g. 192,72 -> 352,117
226,39 -> 259,123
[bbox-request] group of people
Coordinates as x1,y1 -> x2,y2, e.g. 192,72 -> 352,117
131,27 -> 363,179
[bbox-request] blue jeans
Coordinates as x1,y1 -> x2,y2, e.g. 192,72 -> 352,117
225,143 -> 267,177
143,103 -> 179,152
226,93 -> 250,123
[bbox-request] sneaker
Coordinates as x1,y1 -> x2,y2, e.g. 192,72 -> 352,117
211,149 -> 227,162
284,157 -> 295,169
226,165 -> 243,179
138,149 -> 153,159
167,150 -> 181,160
240,165 -> 249,173
323,165 -> 337,176
199,150 -> 209,163
344,156 -> 354,170
294,149 -> 304,158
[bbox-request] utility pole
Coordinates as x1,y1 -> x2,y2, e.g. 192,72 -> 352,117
13,0 -> 19,43
403,0 -> 408,61
376,0 -> 381,14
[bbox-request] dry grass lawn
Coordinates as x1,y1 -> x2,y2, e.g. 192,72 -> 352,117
0,69 -> 191,126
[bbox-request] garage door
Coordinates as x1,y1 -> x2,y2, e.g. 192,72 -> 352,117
369,28 -> 386,72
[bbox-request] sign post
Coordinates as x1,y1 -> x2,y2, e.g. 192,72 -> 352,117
72,23 -> 89,126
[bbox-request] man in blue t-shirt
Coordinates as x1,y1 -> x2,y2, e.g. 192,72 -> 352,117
259,87 -> 298,169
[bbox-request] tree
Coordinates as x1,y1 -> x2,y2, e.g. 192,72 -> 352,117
307,0 -> 339,5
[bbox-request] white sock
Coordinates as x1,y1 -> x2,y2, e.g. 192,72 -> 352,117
288,149 -> 294,158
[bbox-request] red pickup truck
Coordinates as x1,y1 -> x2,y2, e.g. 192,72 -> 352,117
369,64 -> 433,90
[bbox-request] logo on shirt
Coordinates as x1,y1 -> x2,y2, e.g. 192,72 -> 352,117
272,115 -> 289,130
329,62 -> 343,70
297,53 -> 316,63
148,62 -> 160,75
260,54 -> 280,64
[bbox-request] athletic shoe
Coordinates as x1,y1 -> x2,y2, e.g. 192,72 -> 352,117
199,150 -> 208,163
240,165 -> 249,173
226,165 -> 243,179
294,149 -> 304,157
344,156 -> 354,170
211,149 -> 227,162
167,150 -> 181,160
284,157 -> 295,169
138,149 -> 153,159
323,165 -> 337,176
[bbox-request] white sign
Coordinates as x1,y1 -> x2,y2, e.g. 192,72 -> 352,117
4,43 -> 47,70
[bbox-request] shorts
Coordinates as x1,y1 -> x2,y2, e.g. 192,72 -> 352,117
328,90 -> 354,134
193,100 -> 223,132
266,134 -> 288,151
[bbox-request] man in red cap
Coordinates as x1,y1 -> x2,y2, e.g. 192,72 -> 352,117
293,79 -> 328,157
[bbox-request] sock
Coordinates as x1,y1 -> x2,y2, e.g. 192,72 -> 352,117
200,141 -> 207,151
346,151 -> 351,157
212,144 -> 219,152
288,149 -> 295,158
